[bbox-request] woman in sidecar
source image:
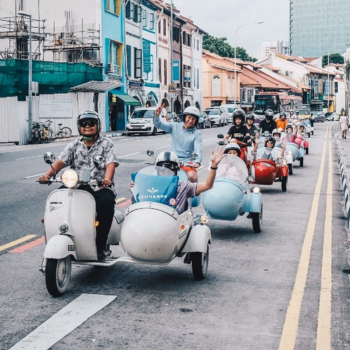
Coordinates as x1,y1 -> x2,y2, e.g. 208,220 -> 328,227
281,124 -> 305,169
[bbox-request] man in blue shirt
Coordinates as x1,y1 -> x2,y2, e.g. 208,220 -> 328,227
154,104 -> 202,182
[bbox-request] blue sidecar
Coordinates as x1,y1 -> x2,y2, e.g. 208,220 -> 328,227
202,155 -> 263,233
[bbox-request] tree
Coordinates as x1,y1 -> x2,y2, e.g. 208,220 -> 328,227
202,34 -> 257,62
322,53 -> 344,67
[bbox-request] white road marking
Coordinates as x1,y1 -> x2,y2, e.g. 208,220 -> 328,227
155,146 -> 169,150
119,151 -> 141,158
16,155 -> 43,161
10,294 -> 116,350
24,173 -> 46,179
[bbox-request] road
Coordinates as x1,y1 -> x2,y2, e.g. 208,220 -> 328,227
1,122 -> 350,350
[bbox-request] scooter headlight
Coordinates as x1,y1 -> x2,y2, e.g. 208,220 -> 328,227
201,214 -> 209,224
283,160 -> 287,166
288,151 -> 292,155
61,169 -> 79,188
252,187 -> 260,194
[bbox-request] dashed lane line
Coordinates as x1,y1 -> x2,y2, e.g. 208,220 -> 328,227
0,235 -> 37,252
9,294 -> 116,350
278,126 -> 329,350
155,145 -> 169,150
119,151 -> 141,158
24,173 -> 46,179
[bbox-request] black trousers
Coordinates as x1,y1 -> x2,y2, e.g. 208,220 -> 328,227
61,185 -> 115,253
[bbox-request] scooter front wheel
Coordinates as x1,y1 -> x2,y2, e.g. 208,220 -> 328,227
288,163 -> 293,175
252,204 -> 263,233
192,243 -> 209,280
46,257 -> 71,297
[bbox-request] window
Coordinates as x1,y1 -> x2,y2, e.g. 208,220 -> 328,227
164,59 -> 167,85
163,19 -> 166,36
150,55 -> 154,81
143,10 -> 147,27
158,58 -> 162,83
187,34 -> 191,47
197,39 -> 199,51
183,32 -> 187,46
227,76 -> 231,97
212,75 -> 221,96
150,13 -> 154,30
335,81 -> 338,93
247,89 -> 252,103
193,68 -> 196,88
126,45 -> 132,77
324,81 -> 331,95
197,68 -> 199,89
173,27 -> 180,43
314,79 -> 318,95
158,19 -> 161,34
133,4 -> 141,23
126,1 -> 132,19
109,41 -> 120,75
107,0 -> 121,15
134,48 -> 142,78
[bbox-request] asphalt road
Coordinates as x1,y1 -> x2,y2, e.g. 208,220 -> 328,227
1,122 -> 350,350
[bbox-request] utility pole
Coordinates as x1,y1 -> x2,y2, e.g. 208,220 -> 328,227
170,0 -> 173,114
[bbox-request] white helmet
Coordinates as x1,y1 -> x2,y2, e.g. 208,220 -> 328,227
224,143 -> 241,157
272,128 -> 281,137
183,106 -> 200,126
155,151 -> 180,173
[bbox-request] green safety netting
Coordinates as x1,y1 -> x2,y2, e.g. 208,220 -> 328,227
0,59 -> 103,98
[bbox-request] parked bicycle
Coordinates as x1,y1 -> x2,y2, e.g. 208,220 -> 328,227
43,120 -> 72,139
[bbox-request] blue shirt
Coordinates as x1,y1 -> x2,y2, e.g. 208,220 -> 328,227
153,117 -> 202,164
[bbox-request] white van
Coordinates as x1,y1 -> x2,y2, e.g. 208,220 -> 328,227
221,104 -> 237,123
126,107 -> 168,136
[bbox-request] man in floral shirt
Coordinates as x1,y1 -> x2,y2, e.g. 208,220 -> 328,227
39,110 -> 119,261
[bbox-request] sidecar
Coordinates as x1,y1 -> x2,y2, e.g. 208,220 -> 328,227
202,156 -> 263,233
121,166 -> 211,280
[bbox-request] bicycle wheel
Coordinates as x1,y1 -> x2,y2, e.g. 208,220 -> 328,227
60,127 -> 72,138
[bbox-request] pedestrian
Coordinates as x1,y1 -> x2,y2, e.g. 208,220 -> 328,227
339,110 -> 349,139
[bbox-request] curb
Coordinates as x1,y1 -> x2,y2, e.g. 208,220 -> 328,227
336,130 -> 350,227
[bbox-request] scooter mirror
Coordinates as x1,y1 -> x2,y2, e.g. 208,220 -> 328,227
190,153 -> 198,161
147,150 -> 155,157
218,141 -> 225,146
44,152 -> 56,165
217,134 -> 224,139
93,155 -> 106,170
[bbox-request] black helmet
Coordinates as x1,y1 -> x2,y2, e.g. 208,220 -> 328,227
286,124 -> 293,132
246,113 -> 255,121
265,109 -> 274,121
264,137 -> 276,148
77,110 -> 101,137
233,108 -> 246,124
280,112 -> 287,118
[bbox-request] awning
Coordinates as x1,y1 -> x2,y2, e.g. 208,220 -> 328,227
109,89 -> 141,106
69,80 -> 122,92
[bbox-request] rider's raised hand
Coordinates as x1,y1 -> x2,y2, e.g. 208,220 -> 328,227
155,103 -> 165,117
211,147 -> 225,167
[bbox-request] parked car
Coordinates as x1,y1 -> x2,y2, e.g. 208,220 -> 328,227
197,113 -> 211,129
126,107 -> 167,135
205,106 -> 229,127
221,104 -> 237,123
333,113 -> 340,121
325,112 -> 334,121
314,113 -> 325,123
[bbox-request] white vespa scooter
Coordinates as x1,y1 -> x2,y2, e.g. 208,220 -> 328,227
40,153 -> 124,297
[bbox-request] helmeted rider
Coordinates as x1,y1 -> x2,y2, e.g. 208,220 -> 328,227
282,123 -> 297,143
276,112 -> 288,131
272,128 -> 283,147
245,113 -> 259,136
259,109 -> 277,134
154,103 -> 202,183
131,148 -> 225,214
224,142 -> 241,157
225,109 -> 248,142
39,110 -> 119,261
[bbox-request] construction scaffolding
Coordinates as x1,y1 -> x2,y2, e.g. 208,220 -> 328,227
0,15 -> 46,60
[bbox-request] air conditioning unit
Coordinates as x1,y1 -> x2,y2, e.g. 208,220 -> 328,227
107,63 -> 114,73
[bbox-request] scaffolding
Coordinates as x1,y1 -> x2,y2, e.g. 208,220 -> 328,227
0,15 -> 46,60
43,18 -> 101,66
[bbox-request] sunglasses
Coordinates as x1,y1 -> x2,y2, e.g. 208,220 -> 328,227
80,120 -> 97,127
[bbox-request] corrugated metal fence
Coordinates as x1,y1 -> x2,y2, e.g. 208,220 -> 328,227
0,92 -> 105,145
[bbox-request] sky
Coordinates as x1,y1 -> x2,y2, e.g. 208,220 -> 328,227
172,0 -> 290,60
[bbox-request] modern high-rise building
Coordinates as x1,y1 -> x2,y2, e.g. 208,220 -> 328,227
290,0 -> 350,58
261,41 -> 290,59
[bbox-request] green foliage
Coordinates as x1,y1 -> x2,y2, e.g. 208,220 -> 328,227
346,61 -> 350,80
203,34 -> 257,62
322,53 -> 344,67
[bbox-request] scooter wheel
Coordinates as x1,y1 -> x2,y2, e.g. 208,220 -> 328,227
252,205 -> 263,233
306,148 -> 309,155
192,243 -> 209,280
311,131 -> 314,135
288,163 -> 293,175
45,257 -> 71,297
282,177 -> 288,192
299,157 -> 304,167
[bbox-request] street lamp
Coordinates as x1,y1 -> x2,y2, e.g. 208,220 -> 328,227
233,22 -> 263,109
327,43 -> 349,112
18,11 -> 33,144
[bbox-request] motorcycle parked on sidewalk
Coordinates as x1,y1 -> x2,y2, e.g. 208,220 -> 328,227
31,122 -> 42,144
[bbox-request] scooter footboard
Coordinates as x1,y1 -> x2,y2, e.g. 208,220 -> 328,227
44,235 -> 77,260
182,225 -> 211,253
241,192 -> 262,213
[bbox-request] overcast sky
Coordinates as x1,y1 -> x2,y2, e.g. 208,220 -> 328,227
172,0 -> 289,60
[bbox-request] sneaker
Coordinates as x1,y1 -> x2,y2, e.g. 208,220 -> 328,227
104,249 -> 112,257
97,251 -> 106,261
